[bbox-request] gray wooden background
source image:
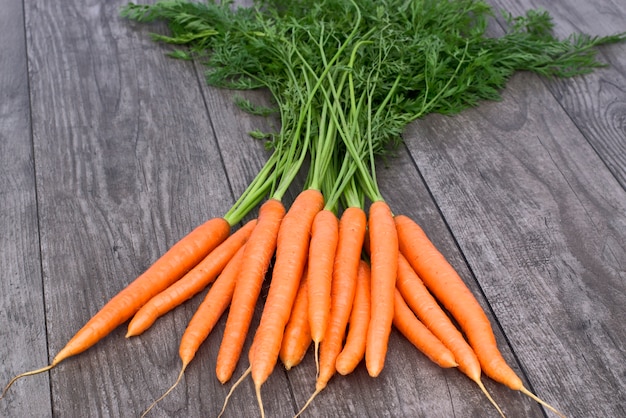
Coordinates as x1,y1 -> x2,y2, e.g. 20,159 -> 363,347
1,0 -> 624,417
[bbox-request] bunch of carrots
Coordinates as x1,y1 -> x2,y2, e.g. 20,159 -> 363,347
4,0 -> 624,416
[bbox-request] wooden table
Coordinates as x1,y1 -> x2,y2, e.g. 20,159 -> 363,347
1,0 -> 624,417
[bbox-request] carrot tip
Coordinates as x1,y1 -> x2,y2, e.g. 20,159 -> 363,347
475,379 -> 505,418
218,367 -> 251,418
126,320 -> 147,338
295,387 -> 322,418
519,386 -> 566,418
314,342 -> 320,378
141,365 -> 187,418
255,382 -> 265,418
1,364 -> 55,400
368,369 -> 382,378
366,359 -> 384,378
335,354 -> 358,376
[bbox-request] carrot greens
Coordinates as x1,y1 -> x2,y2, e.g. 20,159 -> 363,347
122,0 -> 623,212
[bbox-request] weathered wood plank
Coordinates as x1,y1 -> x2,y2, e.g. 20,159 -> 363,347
0,0 -> 51,416
23,0 -> 236,416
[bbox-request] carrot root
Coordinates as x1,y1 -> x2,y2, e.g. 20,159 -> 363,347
295,385 -> 324,418
335,261 -> 371,375
308,209 -> 339,346
519,386 -> 566,418
1,364 -> 55,399
255,382 -> 265,418
250,190 -> 323,389
475,378 -> 506,418
218,366 -> 251,418
141,364 -> 187,418
314,341 -> 320,378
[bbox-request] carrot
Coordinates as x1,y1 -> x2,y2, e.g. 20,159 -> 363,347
279,266 -> 311,370
335,260 -> 371,375
179,245 -> 245,367
2,217 -> 230,397
396,262 -> 482,386
127,219 -> 257,337
392,288 -> 457,369
396,253 -> 466,368
295,207 -> 366,417
365,200 -> 398,377
396,215 -> 561,417
248,189 -> 324,417
307,209 -> 339,366
395,216 -> 503,416
215,199 -> 285,384
140,244 -> 245,417
395,215 -> 498,380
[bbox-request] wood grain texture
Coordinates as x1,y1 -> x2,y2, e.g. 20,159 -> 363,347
1,0 -> 625,417
0,0 -> 51,416
23,0 -> 236,416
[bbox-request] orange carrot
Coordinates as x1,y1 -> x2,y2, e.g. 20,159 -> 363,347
396,216 -> 510,371
396,253 -> 467,368
295,207 -> 366,416
396,214 -> 563,417
249,189 -> 324,416
395,216 -> 502,415
179,245 -> 245,366
215,199 -> 285,384
335,260 -> 371,375
395,215 -> 492,381
365,200 -> 398,377
279,267 -> 312,370
140,245 -> 245,417
127,219 -> 256,337
60,217 -> 230,360
392,288 -> 457,369
307,209 -> 339,358
2,217 -> 230,397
